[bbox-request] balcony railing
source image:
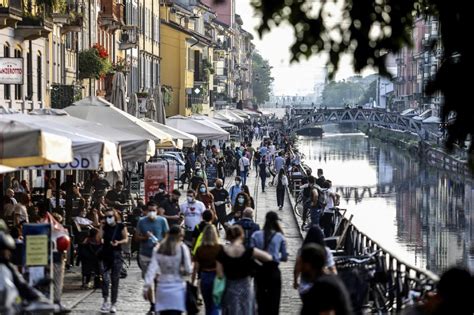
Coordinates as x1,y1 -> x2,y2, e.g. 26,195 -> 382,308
99,0 -> 124,31
119,25 -> 138,50
0,0 -> 23,28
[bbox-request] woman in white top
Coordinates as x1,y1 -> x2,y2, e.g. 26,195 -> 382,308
275,168 -> 289,210
144,225 -> 192,315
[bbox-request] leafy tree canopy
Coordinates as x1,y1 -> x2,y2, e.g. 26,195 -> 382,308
241,0 -> 472,167
252,51 -> 274,105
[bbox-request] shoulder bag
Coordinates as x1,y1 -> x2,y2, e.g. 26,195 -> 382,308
180,245 -> 200,314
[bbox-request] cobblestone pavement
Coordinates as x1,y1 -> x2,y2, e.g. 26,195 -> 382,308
67,147 -> 304,314
246,160 -> 303,315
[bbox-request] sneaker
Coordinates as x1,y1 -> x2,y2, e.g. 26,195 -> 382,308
100,302 -> 110,313
110,304 -> 117,313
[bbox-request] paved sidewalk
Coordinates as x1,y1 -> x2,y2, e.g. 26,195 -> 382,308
246,156 -> 303,314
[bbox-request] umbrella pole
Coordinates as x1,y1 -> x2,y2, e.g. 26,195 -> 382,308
55,170 -> 61,211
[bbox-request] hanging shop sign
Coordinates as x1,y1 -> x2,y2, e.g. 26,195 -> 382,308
144,160 -> 176,202
0,58 -> 24,85
24,155 -> 100,170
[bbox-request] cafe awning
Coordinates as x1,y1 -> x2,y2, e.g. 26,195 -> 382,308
65,96 -> 177,149
213,110 -> 245,124
191,115 -> 238,131
0,118 -> 73,168
30,109 -> 155,162
4,113 -> 122,172
141,118 -> 197,148
167,115 -> 230,140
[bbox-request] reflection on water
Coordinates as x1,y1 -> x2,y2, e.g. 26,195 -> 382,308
299,130 -> 474,274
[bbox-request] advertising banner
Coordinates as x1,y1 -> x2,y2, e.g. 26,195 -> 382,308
0,58 -> 23,84
144,161 -> 176,202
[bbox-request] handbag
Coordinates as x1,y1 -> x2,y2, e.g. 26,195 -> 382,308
180,245 -> 200,314
212,276 -> 226,306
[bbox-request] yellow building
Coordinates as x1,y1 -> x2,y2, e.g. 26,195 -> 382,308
160,1 -> 214,117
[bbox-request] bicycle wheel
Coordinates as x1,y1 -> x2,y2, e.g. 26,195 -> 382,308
294,194 -> 304,217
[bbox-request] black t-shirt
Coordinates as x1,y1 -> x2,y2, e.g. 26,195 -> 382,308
211,188 -> 229,210
102,223 -> 126,255
301,274 -> 353,315
216,247 -> 254,280
316,176 -> 326,187
154,192 -> 169,206
162,199 -> 180,226
105,190 -> 127,203
92,179 -> 110,192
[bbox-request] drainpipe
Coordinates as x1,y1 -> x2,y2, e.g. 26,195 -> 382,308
88,0 -> 92,96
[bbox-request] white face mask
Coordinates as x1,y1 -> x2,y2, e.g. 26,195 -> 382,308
235,181 -> 241,186
238,197 -> 245,204
187,196 -> 194,203
106,216 -> 115,225
99,174 -> 105,179
148,211 -> 157,220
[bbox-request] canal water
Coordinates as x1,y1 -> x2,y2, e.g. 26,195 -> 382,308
298,125 -> 474,275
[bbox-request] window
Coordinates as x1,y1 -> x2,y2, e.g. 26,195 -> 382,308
14,47 -> 22,100
194,50 -> 201,81
37,53 -> 42,102
188,48 -> 194,71
27,51 -> 33,99
3,43 -> 10,100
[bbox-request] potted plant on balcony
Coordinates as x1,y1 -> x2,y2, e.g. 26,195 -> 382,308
161,85 -> 173,107
112,57 -> 130,74
78,43 -> 112,80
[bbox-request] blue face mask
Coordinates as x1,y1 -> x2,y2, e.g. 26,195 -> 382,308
199,187 -> 206,193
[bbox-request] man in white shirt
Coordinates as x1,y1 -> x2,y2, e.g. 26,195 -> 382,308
179,189 -> 206,244
238,151 -> 250,185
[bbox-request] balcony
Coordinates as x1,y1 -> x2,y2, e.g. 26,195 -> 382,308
61,14 -> 83,34
15,14 -> 53,40
51,12 -> 69,24
99,0 -> 124,32
119,25 -> 138,50
0,0 -> 23,28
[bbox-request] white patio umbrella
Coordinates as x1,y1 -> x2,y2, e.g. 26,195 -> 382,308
192,114 -> 238,131
141,118 -> 197,148
3,114 -> 121,171
218,109 -> 246,123
30,109 -> 155,162
167,115 -> 229,140
110,72 -> 127,112
65,96 -> 177,149
0,118 -> 72,167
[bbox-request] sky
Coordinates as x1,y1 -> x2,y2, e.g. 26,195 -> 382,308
236,1 -> 372,96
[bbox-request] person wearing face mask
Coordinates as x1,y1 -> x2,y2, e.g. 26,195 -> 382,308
161,189 -> 182,227
135,202 -> 169,313
98,209 -> 128,313
190,167 -> 206,191
229,176 -> 243,206
153,183 -> 169,206
231,192 -> 251,222
211,179 -> 230,229
196,183 -> 216,218
179,190 -> 206,245
105,181 -> 128,212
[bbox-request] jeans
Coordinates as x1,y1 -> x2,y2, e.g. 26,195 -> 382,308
276,187 -> 285,208
100,252 -> 123,304
200,271 -> 220,315
310,207 -> 322,227
240,170 -> 247,185
255,262 -> 281,315
260,175 -> 266,191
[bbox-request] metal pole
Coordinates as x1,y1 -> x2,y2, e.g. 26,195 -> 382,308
88,0 -> 92,96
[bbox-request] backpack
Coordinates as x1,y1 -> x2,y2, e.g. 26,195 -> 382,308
315,187 -> 330,209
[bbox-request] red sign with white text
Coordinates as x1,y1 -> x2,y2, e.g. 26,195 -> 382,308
144,161 -> 176,202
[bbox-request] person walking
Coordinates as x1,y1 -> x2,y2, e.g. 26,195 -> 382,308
144,225 -> 192,315
235,208 -> 260,248
135,202 -> 170,313
229,176 -> 243,206
99,208 -> 129,313
196,183 -> 216,218
238,152 -> 250,186
216,225 -> 273,315
272,152 -> 286,185
258,156 -> 268,192
210,179 -> 230,229
251,212 -> 288,315
192,225 -> 222,315
275,169 -> 288,210
180,190 -> 206,246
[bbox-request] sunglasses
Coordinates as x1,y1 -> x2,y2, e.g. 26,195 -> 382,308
106,215 -> 114,219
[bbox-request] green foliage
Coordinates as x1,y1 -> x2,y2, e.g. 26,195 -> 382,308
322,81 -> 365,107
247,0 -> 474,167
252,51 -> 274,105
359,80 -> 377,106
162,86 -> 173,107
78,48 -> 111,80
